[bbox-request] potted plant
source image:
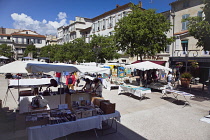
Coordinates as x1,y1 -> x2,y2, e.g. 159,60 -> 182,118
180,72 -> 192,88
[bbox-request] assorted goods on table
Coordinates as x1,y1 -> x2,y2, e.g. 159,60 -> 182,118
25,91 -> 116,127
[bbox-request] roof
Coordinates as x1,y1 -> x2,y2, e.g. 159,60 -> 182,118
11,33 -> 46,38
0,34 -> 11,36
169,0 -> 184,5
174,30 -> 188,35
92,2 -> 144,21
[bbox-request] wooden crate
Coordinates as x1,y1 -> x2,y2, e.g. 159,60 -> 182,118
100,102 -> 115,114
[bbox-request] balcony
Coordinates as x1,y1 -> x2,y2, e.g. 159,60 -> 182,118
14,41 -> 34,45
0,39 -> 13,43
174,50 -> 200,57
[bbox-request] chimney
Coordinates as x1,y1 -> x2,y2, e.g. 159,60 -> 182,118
138,1 -> 142,8
116,4 -> 120,8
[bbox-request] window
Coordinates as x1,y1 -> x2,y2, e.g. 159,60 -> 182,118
22,38 -> 24,44
183,0 -> 189,8
197,11 -> 203,17
110,17 -> 113,28
37,39 -> 42,44
7,36 -> 10,40
27,39 -> 30,44
103,19 -> 106,30
182,14 -> 190,30
181,40 -> 188,54
98,21 -> 100,31
197,11 -> 203,21
123,11 -> 127,17
92,24 -> 95,32
165,45 -> 170,53
16,38 -> 18,43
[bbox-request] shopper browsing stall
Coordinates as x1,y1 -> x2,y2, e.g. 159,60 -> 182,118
66,72 -> 76,90
92,78 -> 103,97
81,78 -> 93,92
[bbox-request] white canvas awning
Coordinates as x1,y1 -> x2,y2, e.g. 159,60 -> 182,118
0,61 -> 46,73
0,56 -> 9,59
125,61 -> 172,71
26,63 -> 110,74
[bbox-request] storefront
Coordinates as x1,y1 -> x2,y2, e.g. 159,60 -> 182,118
169,57 -> 210,83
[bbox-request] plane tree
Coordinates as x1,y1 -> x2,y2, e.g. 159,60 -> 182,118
114,4 -> 173,61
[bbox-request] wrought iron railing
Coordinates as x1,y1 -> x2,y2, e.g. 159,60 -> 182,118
174,50 -> 200,57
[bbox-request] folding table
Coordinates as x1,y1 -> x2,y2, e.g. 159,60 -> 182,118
162,89 -> 195,107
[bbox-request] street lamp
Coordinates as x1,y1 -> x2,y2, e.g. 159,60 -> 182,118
171,12 -> 175,57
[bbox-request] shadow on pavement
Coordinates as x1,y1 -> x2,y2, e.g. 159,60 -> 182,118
56,121 -> 147,140
119,92 -> 150,101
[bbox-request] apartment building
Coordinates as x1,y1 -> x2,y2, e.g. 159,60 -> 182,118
46,35 -> 57,45
0,28 -> 46,60
57,17 -> 92,44
169,0 -> 209,82
57,2 -> 145,63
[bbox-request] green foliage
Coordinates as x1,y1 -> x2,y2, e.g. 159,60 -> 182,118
0,44 -> 13,58
24,45 -> 38,58
181,72 -> 192,79
39,35 -> 119,63
89,34 -> 120,63
114,4 -> 173,61
185,0 -> 210,51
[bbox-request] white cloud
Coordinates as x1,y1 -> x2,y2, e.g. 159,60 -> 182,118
11,12 -> 68,35
58,12 -> 67,20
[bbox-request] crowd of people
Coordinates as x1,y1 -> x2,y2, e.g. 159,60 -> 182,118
54,71 -> 103,97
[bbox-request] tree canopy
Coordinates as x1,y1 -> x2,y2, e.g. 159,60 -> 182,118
23,45 -> 38,58
186,0 -> 210,51
38,35 -> 119,63
0,44 -> 13,58
114,4 -> 173,61
89,34 -> 120,63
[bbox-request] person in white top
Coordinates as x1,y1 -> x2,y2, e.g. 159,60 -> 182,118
167,71 -> 173,83
93,78 -> 103,97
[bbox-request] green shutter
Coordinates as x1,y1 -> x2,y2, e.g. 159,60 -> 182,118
181,40 -> 188,43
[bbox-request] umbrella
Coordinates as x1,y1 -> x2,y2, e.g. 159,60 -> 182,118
0,56 -> 9,59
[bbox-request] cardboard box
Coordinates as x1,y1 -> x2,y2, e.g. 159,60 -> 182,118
92,97 -> 106,107
82,110 -> 92,118
74,109 -> 82,119
66,93 -> 92,109
100,102 -> 115,114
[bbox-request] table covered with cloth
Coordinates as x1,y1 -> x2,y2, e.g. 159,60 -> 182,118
9,78 -> 53,87
118,85 -> 151,98
19,94 -> 66,114
27,111 -> 121,140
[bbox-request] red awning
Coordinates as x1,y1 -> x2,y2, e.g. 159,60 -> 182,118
131,60 -> 166,65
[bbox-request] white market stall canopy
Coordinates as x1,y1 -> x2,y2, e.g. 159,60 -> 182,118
26,63 -> 110,74
125,61 -> 172,71
0,56 -> 9,59
0,61 -> 46,73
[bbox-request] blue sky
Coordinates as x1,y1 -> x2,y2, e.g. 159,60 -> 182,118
0,0 -> 175,35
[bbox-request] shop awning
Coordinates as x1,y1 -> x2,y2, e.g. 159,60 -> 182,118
131,60 -> 166,65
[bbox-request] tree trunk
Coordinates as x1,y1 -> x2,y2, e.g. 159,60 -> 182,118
139,54 -> 143,62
